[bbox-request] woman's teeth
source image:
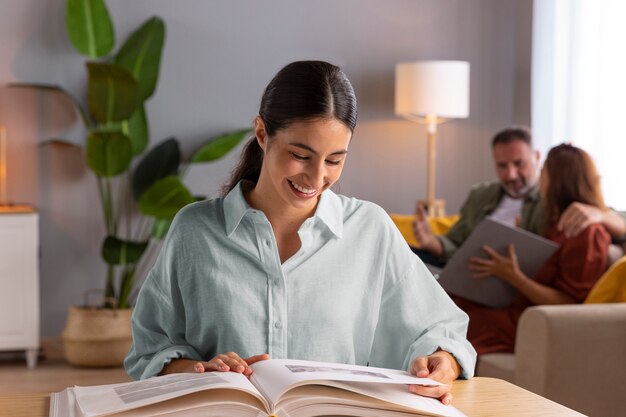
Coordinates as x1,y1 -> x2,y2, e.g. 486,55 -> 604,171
291,181 -> 316,194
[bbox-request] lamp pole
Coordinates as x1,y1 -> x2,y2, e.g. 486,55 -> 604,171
425,115 -> 437,208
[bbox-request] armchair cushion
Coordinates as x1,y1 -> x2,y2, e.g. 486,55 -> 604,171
585,255 -> 626,303
389,213 -> 459,247
514,303 -> 626,417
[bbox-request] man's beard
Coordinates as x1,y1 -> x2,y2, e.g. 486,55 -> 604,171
502,181 -> 534,199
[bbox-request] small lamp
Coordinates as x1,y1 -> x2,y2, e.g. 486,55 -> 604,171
0,125 -> 33,213
395,60 -> 470,217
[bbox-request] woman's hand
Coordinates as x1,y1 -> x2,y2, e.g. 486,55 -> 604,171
409,350 -> 460,405
160,353 -> 270,376
468,244 -> 523,285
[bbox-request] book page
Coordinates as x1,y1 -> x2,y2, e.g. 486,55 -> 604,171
50,388 -> 80,417
277,384 -> 466,417
72,371 -> 268,417
328,381 -> 466,417
250,358 -> 442,408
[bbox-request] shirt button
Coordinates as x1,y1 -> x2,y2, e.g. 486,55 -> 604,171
265,240 -> 270,247
273,278 -> 280,286
274,321 -> 282,329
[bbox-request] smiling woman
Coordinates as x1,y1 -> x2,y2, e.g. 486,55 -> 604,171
124,61 -> 477,406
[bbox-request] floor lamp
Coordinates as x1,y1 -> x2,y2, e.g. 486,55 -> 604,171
395,60 -> 470,217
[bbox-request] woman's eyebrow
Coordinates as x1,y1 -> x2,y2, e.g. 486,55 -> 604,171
289,142 -> 348,156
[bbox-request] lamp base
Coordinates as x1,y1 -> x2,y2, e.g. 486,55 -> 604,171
416,199 -> 446,218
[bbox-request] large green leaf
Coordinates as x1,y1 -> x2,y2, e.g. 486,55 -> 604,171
115,16 -> 166,101
102,236 -> 148,265
87,62 -> 139,123
132,138 -> 180,201
122,104 -> 149,156
65,0 -> 115,58
139,176 -> 195,219
190,129 -> 250,163
86,131 -> 132,177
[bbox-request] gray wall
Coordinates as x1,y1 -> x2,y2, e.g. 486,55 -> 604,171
0,0 -> 532,337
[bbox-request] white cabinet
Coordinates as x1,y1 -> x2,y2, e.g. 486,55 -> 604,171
0,211 -> 39,368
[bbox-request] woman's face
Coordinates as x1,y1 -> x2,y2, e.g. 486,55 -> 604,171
255,117 -> 351,213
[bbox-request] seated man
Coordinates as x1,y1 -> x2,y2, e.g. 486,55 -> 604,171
412,126 -> 626,267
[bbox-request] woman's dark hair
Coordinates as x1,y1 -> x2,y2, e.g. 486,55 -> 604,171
543,143 -> 606,227
222,60 -> 357,195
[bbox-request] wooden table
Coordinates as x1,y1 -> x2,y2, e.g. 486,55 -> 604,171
0,377 -> 584,417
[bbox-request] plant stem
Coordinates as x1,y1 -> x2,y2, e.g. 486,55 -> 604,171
96,177 -> 110,232
126,174 -> 132,239
105,263 -> 116,305
118,265 -> 135,309
116,174 -> 126,236
179,162 -> 190,179
105,177 -> 116,234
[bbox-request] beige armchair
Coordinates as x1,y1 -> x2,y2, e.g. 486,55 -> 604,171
477,303 -> 626,417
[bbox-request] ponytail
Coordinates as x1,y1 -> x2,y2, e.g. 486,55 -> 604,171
221,137 -> 263,196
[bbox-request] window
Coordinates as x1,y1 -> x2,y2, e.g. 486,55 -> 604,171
532,0 -> 626,208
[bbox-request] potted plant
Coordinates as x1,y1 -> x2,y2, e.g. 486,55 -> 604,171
15,0 -> 248,366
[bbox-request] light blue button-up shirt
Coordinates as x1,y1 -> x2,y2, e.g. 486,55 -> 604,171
125,182 -> 476,380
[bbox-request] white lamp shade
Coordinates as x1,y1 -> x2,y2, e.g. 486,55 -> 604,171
395,60 -> 470,119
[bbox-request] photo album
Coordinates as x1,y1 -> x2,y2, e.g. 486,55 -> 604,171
435,217 -> 559,308
50,358 -> 467,417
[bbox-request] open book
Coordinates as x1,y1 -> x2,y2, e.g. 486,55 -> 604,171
50,358 -> 466,417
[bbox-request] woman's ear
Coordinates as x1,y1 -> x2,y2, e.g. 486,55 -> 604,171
254,117 -> 268,152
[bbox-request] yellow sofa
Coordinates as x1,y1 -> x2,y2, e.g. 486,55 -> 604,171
388,213 -> 458,248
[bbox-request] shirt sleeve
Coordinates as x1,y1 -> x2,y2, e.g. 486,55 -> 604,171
368,211 -> 477,379
124,214 -> 203,380
612,209 -> 626,243
553,224 -> 611,302
438,190 -> 479,261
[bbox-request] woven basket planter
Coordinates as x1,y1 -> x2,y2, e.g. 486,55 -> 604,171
62,306 -> 133,367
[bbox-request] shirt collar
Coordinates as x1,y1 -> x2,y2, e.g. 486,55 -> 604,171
223,181 -> 344,239
223,181 -> 256,237
314,188 -> 344,238
525,185 -> 540,202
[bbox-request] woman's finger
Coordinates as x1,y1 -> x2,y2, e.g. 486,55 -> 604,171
204,358 -> 229,372
469,256 -> 492,266
411,356 -> 430,378
440,392 -> 453,405
409,384 -> 451,400
220,353 -> 249,373
481,245 -> 500,259
468,263 -> 491,272
245,354 -> 271,365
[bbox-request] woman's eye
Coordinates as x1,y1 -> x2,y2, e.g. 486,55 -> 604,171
326,159 -> 341,166
291,152 -> 308,161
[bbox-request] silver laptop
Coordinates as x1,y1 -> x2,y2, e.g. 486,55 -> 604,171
435,217 -> 559,308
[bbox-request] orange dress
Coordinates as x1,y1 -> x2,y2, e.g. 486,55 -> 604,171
453,223 -> 610,355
